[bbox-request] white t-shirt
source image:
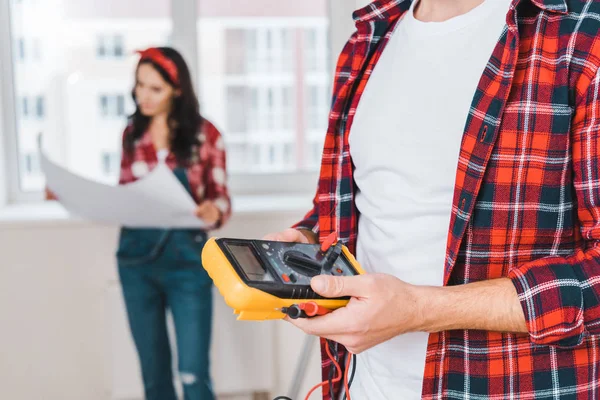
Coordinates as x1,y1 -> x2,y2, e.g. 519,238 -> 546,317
348,0 -> 511,398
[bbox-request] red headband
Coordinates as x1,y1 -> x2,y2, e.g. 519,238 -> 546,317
136,48 -> 180,86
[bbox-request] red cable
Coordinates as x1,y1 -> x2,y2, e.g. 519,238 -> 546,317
321,231 -> 338,252
344,353 -> 352,400
304,341 -> 342,400
299,302 -> 332,317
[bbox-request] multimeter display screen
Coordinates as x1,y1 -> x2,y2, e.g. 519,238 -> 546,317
226,243 -> 274,282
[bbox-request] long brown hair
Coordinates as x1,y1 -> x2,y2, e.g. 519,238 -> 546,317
125,47 -> 203,164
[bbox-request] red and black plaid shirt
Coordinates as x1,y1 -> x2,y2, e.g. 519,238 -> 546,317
119,119 -> 231,227
295,0 -> 600,398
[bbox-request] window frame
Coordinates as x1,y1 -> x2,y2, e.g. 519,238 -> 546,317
1,0 -> 356,204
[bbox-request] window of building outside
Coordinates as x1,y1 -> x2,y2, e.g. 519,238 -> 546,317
97,34 -> 125,59
101,151 -> 120,176
99,94 -> 126,118
198,0 -> 330,174
23,153 -> 40,175
19,95 -> 45,119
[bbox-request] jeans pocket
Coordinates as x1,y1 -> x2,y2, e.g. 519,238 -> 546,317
116,228 -> 171,266
170,230 -> 208,264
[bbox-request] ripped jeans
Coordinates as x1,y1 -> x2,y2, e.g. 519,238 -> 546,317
118,228 -> 215,400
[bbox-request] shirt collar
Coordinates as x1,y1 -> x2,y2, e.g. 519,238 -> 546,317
352,0 -> 567,24
530,0 -> 568,13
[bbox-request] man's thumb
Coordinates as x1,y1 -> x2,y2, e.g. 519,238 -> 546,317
310,275 -> 364,298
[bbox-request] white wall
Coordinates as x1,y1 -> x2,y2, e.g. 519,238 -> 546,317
0,80 -> 7,208
0,209 -> 322,400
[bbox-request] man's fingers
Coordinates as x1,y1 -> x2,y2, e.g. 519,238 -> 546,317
288,305 -> 360,337
263,228 -> 307,243
311,275 -> 373,298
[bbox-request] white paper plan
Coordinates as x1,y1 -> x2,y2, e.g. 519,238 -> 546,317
40,150 -> 207,229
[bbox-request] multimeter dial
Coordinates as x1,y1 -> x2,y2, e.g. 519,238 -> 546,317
259,241 -> 353,285
282,250 -> 322,277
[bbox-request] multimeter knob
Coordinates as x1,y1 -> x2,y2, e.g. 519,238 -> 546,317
283,250 -> 322,277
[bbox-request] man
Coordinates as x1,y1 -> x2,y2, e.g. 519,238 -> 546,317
265,0 -> 600,398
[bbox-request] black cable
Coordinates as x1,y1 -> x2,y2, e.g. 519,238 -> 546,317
273,397 -> 293,400
327,339 -> 337,399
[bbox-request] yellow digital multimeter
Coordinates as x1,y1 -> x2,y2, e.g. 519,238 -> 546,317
201,237 -> 365,320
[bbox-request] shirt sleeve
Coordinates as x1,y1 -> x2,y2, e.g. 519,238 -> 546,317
509,67 -> 600,348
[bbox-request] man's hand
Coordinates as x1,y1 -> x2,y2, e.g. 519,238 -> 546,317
288,275 -> 528,354
288,273 -> 425,354
195,200 -> 221,226
263,228 -> 318,244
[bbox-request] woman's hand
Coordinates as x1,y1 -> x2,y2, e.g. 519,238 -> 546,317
195,200 -> 221,226
45,188 -> 58,200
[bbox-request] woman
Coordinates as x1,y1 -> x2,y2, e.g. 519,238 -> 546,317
116,47 -> 230,400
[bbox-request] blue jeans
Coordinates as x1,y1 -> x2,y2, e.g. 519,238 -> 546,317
117,228 -> 214,400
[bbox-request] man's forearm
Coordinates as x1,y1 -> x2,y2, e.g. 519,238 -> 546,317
417,278 -> 528,334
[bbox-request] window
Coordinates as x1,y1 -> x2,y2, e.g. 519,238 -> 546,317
21,153 -> 42,191
97,36 -> 106,57
19,96 -> 45,119
305,28 -> 328,72
23,153 -> 40,175
116,95 -> 125,116
101,152 -> 120,177
97,34 -> 126,59
305,85 -> 328,168
283,143 -> 294,167
252,144 -> 261,165
225,86 -> 249,133
282,86 -> 294,130
21,97 -> 28,117
226,143 -> 249,172
99,95 -> 108,116
32,38 -> 41,60
266,88 -> 275,130
99,94 -> 126,118
17,37 -> 25,60
225,29 -> 246,75
246,30 -> 258,73
113,35 -> 124,57
306,85 -> 327,131
15,38 -> 43,62
35,96 -> 44,118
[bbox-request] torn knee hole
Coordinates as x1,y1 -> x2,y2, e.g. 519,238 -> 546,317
179,371 -> 197,385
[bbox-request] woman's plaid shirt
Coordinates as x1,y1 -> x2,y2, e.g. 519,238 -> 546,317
119,119 -> 231,226
294,0 -> 600,398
